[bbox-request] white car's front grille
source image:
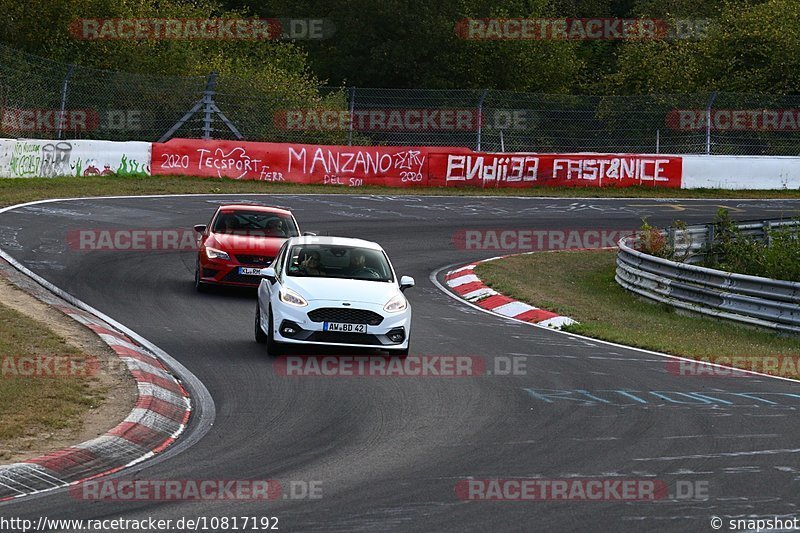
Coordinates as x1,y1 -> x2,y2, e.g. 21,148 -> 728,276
307,307 -> 384,326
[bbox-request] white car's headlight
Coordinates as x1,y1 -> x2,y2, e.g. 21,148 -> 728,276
205,246 -> 230,260
280,287 -> 308,307
383,293 -> 407,313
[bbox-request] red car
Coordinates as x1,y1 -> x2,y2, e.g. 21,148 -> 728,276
194,204 -> 301,290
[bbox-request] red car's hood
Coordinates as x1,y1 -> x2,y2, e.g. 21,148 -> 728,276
208,233 -> 284,255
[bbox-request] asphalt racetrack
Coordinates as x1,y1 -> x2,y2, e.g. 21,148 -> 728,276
1,194 -> 800,532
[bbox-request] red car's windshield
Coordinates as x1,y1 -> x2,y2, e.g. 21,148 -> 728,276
213,211 -> 298,237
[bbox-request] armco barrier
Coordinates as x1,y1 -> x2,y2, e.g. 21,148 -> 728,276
667,218 -> 800,263
616,225 -> 800,334
0,138 -> 151,178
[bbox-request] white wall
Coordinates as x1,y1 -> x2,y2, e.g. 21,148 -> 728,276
682,154 -> 800,190
0,138 -> 151,178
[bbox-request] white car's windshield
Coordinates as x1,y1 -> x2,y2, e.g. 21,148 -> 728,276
286,245 -> 393,282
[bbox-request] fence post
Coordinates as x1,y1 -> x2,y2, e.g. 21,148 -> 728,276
656,129 -> 660,154
765,220 -> 772,247
348,86 -> 355,146
56,64 -> 75,140
476,89 -> 488,151
158,71 -> 242,143
202,72 -> 218,140
706,223 -> 715,254
705,91 -> 718,155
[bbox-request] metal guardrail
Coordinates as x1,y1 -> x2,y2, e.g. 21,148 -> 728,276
616,219 -> 800,334
667,219 -> 800,264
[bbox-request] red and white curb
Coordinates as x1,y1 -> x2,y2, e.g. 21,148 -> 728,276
0,303 -> 191,501
444,257 -> 577,330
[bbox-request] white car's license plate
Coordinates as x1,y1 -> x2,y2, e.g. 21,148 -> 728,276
324,322 -> 367,333
239,267 -> 262,276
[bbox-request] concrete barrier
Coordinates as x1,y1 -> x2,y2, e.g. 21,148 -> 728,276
0,138 -> 151,178
4,136 -> 800,190
681,154 -> 800,189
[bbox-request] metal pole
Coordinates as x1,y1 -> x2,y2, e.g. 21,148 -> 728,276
57,64 -> 75,140
656,129 -> 660,154
500,129 -> 505,152
477,89 -> 488,151
706,91 -> 718,155
158,71 -> 241,142
765,220 -> 772,247
707,223 -> 715,250
202,72 -> 218,140
348,86 -> 355,146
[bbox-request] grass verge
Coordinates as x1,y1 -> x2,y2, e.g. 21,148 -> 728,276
475,250 -> 800,378
2,174 -> 800,207
0,301 -> 106,446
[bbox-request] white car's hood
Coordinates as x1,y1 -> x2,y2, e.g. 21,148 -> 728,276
286,276 -> 401,305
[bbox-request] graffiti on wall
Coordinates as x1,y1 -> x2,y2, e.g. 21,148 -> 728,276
7,141 -> 75,177
428,153 -> 683,188
150,139 -> 463,187
1,140 -> 150,178
7,141 -> 43,177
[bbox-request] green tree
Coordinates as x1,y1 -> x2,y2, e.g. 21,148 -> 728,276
0,0 -> 316,83
607,0 -> 800,94
233,0 -> 585,91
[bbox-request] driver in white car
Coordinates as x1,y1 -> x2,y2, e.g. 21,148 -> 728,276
346,251 -> 380,279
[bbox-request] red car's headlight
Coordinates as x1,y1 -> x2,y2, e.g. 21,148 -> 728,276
205,246 -> 230,260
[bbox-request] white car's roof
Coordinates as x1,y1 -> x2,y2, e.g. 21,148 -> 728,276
286,236 -> 384,250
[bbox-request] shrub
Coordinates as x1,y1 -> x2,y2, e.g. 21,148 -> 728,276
704,209 -> 800,281
635,218 -> 673,259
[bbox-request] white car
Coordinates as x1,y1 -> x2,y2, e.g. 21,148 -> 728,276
255,236 -> 414,355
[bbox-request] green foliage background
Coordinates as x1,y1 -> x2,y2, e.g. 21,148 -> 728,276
1,0 -> 797,94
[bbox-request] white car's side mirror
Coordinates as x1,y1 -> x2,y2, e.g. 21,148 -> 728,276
399,275 -> 415,291
260,267 -> 277,281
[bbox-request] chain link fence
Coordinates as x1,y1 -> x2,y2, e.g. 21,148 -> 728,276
2,43 -> 800,155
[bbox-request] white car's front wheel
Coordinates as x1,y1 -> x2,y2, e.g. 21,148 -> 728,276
255,303 -> 268,344
266,305 -> 284,356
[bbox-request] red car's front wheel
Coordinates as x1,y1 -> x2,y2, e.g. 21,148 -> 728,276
195,258 -> 208,292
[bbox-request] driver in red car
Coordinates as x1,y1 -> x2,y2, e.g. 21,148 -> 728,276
266,218 -> 286,237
